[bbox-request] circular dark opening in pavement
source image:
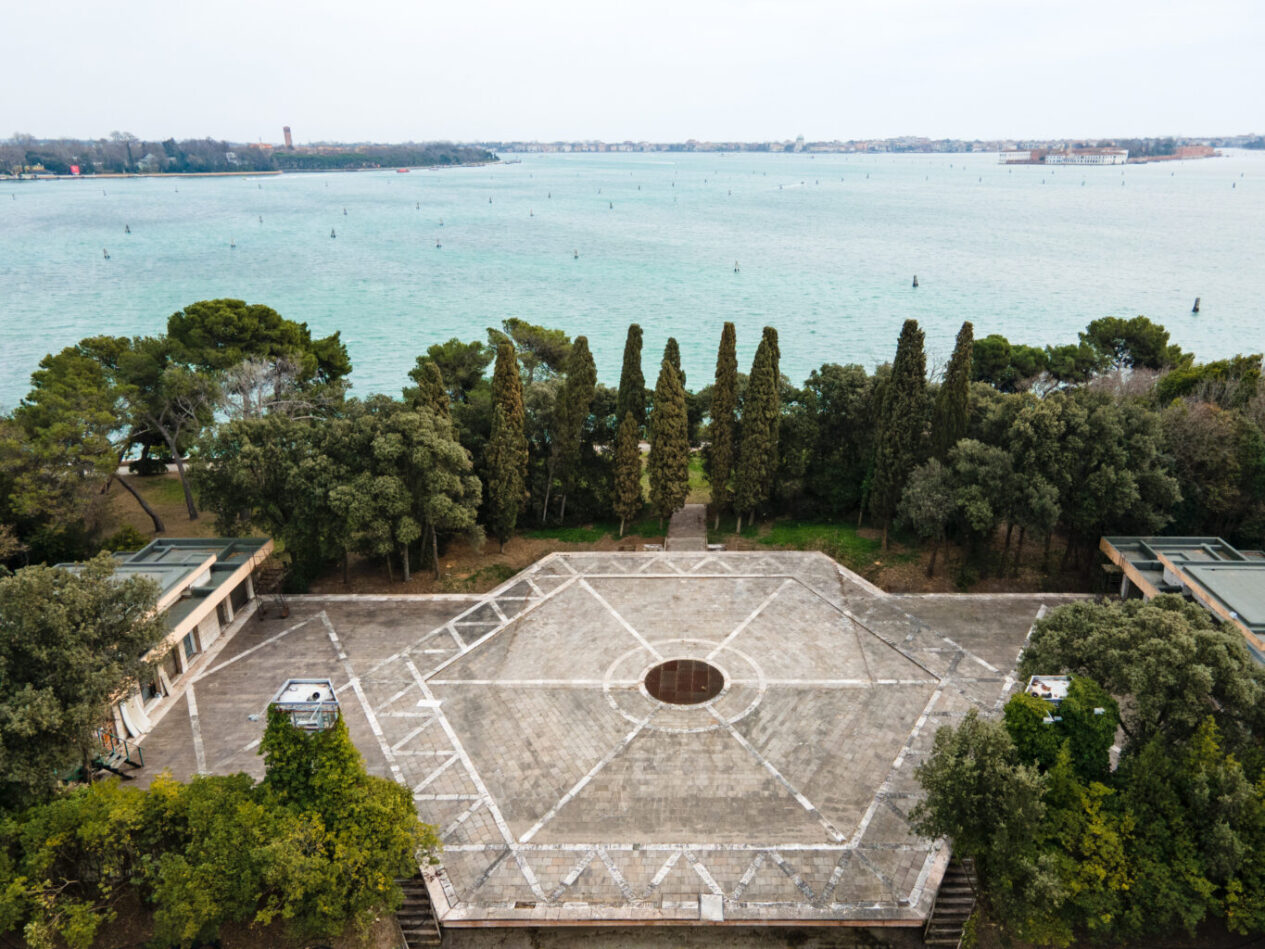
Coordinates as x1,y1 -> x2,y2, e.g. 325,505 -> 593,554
644,659 -> 724,705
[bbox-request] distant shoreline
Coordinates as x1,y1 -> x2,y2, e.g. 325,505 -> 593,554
0,160 -> 498,183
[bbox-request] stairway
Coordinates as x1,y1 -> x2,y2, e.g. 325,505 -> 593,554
396,875 -> 442,948
923,856 -> 977,948
666,503 -> 708,551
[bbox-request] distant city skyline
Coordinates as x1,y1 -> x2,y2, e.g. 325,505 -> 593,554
3,0 -> 1261,143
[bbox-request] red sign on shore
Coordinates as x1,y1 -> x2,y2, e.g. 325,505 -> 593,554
70,165 -> 80,175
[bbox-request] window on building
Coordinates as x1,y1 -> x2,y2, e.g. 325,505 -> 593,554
182,630 -> 200,662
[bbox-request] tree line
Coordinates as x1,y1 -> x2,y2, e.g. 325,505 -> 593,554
915,594 -> 1265,945
2,302 -> 1263,589
1,132 -> 495,176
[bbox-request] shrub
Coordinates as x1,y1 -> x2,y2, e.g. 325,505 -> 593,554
100,525 -> 148,552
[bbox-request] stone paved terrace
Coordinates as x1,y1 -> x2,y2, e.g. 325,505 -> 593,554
136,551 -> 1085,927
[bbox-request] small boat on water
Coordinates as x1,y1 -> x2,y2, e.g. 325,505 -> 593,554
573,249 -> 579,259
330,228 -> 336,238
124,224 -> 130,234
103,248 -> 110,259
397,168 -> 410,173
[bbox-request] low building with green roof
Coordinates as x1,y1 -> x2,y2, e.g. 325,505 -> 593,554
59,537 -> 273,739
1100,536 -> 1265,660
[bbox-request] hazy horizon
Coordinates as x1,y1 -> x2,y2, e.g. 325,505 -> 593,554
3,0 -> 1260,145
7,130 -> 1262,146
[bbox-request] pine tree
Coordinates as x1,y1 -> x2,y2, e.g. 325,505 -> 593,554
931,321 -> 973,459
648,355 -> 689,525
485,403 -> 524,551
612,412 -> 643,537
664,336 -> 684,388
552,336 -> 597,523
405,358 -> 449,419
616,323 -> 645,433
733,327 -> 781,531
870,319 -> 928,549
709,322 -> 738,530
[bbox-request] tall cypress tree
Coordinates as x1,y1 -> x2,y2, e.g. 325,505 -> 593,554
870,319 -> 928,549
664,336 -> 684,388
405,358 -> 450,419
486,404 -> 523,551
709,322 -> 738,530
648,355 -> 689,525
612,411 -> 643,537
552,336 -> 597,523
733,327 -> 781,531
931,321 -> 973,459
490,341 -> 528,527
616,324 -> 645,433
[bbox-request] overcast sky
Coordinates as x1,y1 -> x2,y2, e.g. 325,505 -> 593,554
4,0 -> 1261,143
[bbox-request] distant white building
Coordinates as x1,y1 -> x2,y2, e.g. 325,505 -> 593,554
1000,147 -> 1129,165
1044,148 -> 1128,165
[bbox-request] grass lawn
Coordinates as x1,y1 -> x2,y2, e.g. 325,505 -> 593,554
638,452 -> 711,506
102,473 -> 221,542
686,454 -> 709,504
524,509 -> 666,544
710,517 -> 919,576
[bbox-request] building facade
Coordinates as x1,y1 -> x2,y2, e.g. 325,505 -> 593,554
62,538 -> 273,738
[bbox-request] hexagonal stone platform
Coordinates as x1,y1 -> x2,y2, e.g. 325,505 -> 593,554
136,551 -> 1084,927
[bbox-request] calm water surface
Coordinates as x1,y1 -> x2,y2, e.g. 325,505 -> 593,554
2,150 -> 1263,407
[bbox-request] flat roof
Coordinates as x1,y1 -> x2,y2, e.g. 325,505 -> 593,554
58,537 -> 270,631
135,550 -> 1080,927
1102,536 -> 1265,652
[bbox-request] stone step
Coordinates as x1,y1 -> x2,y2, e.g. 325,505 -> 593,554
396,875 -> 441,949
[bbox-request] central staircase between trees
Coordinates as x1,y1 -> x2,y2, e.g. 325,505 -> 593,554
665,503 -> 708,551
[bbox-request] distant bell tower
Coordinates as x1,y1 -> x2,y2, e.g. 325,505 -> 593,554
283,126 -> 293,150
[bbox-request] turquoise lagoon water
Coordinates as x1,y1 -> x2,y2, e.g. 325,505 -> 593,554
2,150 -> 1263,408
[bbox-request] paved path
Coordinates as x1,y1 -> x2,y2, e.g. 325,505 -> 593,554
666,503 -> 708,551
